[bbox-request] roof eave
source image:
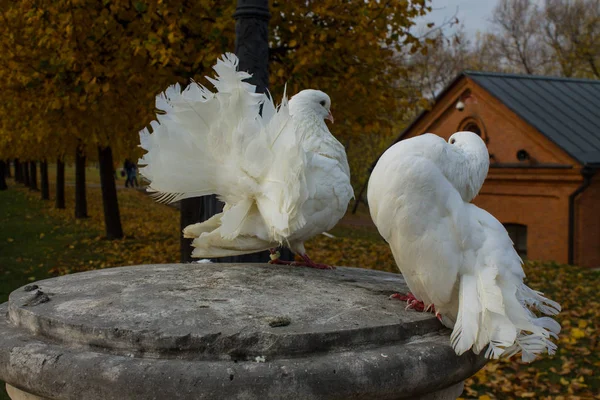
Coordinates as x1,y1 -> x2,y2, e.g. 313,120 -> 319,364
394,72 -> 469,143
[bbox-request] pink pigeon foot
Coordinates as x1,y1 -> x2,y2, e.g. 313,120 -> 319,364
268,250 -> 334,270
292,254 -> 335,270
390,292 -> 437,315
268,249 -> 295,265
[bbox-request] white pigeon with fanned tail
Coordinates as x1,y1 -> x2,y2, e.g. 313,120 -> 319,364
367,132 -> 561,362
138,53 -> 353,267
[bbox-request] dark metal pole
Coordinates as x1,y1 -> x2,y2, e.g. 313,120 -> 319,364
233,0 -> 271,93
180,197 -> 204,263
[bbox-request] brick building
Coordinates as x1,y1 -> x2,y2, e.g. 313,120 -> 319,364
391,72 -> 600,267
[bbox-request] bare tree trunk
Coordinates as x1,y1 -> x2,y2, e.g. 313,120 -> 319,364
588,56 -> 600,78
4,160 -> 11,178
23,161 -> 30,187
75,148 -> 88,219
40,160 -> 50,200
29,161 -> 38,191
55,158 -> 66,209
98,146 -> 123,239
14,159 -> 22,182
0,160 -> 7,190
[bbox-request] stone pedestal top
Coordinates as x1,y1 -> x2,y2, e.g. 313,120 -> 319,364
0,264 -> 486,400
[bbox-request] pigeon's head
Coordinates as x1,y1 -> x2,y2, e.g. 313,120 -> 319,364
448,131 -> 488,155
289,89 -> 334,124
448,131 -> 489,202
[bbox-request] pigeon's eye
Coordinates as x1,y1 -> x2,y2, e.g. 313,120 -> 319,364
450,138 -> 456,144
319,100 -> 326,107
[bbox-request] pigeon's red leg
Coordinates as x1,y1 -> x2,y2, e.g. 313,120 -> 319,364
390,293 -> 437,315
292,254 -> 335,270
268,249 -> 294,265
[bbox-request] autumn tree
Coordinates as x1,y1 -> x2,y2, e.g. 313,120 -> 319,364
1,0 -> 432,244
0,160 -> 7,190
0,0 -> 237,238
397,28 -> 474,105
487,0 -> 550,74
267,0 -> 431,188
471,0 -> 600,78
543,0 -> 600,78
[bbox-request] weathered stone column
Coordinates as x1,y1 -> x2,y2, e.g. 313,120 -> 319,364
0,264 -> 485,399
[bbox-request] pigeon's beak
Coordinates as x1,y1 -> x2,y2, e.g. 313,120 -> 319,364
326,110 -> 334,124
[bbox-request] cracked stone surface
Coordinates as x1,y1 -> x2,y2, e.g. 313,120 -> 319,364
0,263 -> 486,400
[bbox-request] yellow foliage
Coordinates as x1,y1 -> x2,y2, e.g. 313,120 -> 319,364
570,327 -> 586,340
0,0 -> 429,191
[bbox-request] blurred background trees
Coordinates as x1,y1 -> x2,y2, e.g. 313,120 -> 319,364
0,0 -> 430,238
401,0 -> 600,102
0,0 -> 597,238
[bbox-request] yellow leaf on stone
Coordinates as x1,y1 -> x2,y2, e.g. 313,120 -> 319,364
578,320 -> 588,329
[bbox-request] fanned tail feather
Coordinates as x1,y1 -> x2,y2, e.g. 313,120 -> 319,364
220,199 -> 254,240
471,266 -> 516,357
518,283 -> 561,316
138,53 -> 267,204
498,280 -> 562,362
451,275 -> 481,355
190,229 -> 272,258
138,53 -> 310,256
452,261 -> 561,363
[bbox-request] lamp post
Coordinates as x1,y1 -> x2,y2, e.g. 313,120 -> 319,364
233,0 -> 270,93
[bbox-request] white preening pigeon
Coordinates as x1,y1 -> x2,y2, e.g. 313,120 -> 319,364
138,53 -> 353,268
367,132 -> 561,362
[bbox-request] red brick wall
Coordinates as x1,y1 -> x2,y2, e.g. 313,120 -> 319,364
475,180 -> 576,264
575,174 -> 600,267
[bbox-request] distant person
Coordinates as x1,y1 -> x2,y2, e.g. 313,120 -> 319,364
123,159 -> 138,188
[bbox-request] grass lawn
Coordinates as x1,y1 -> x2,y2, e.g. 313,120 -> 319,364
1,189 -> 95,303
1,174 -> 599,399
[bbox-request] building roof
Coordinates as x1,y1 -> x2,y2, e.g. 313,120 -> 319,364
397,71 -> 600,166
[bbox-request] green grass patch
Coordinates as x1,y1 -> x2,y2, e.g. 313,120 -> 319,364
0,187 -> 108,400
0,188 -> 105,303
